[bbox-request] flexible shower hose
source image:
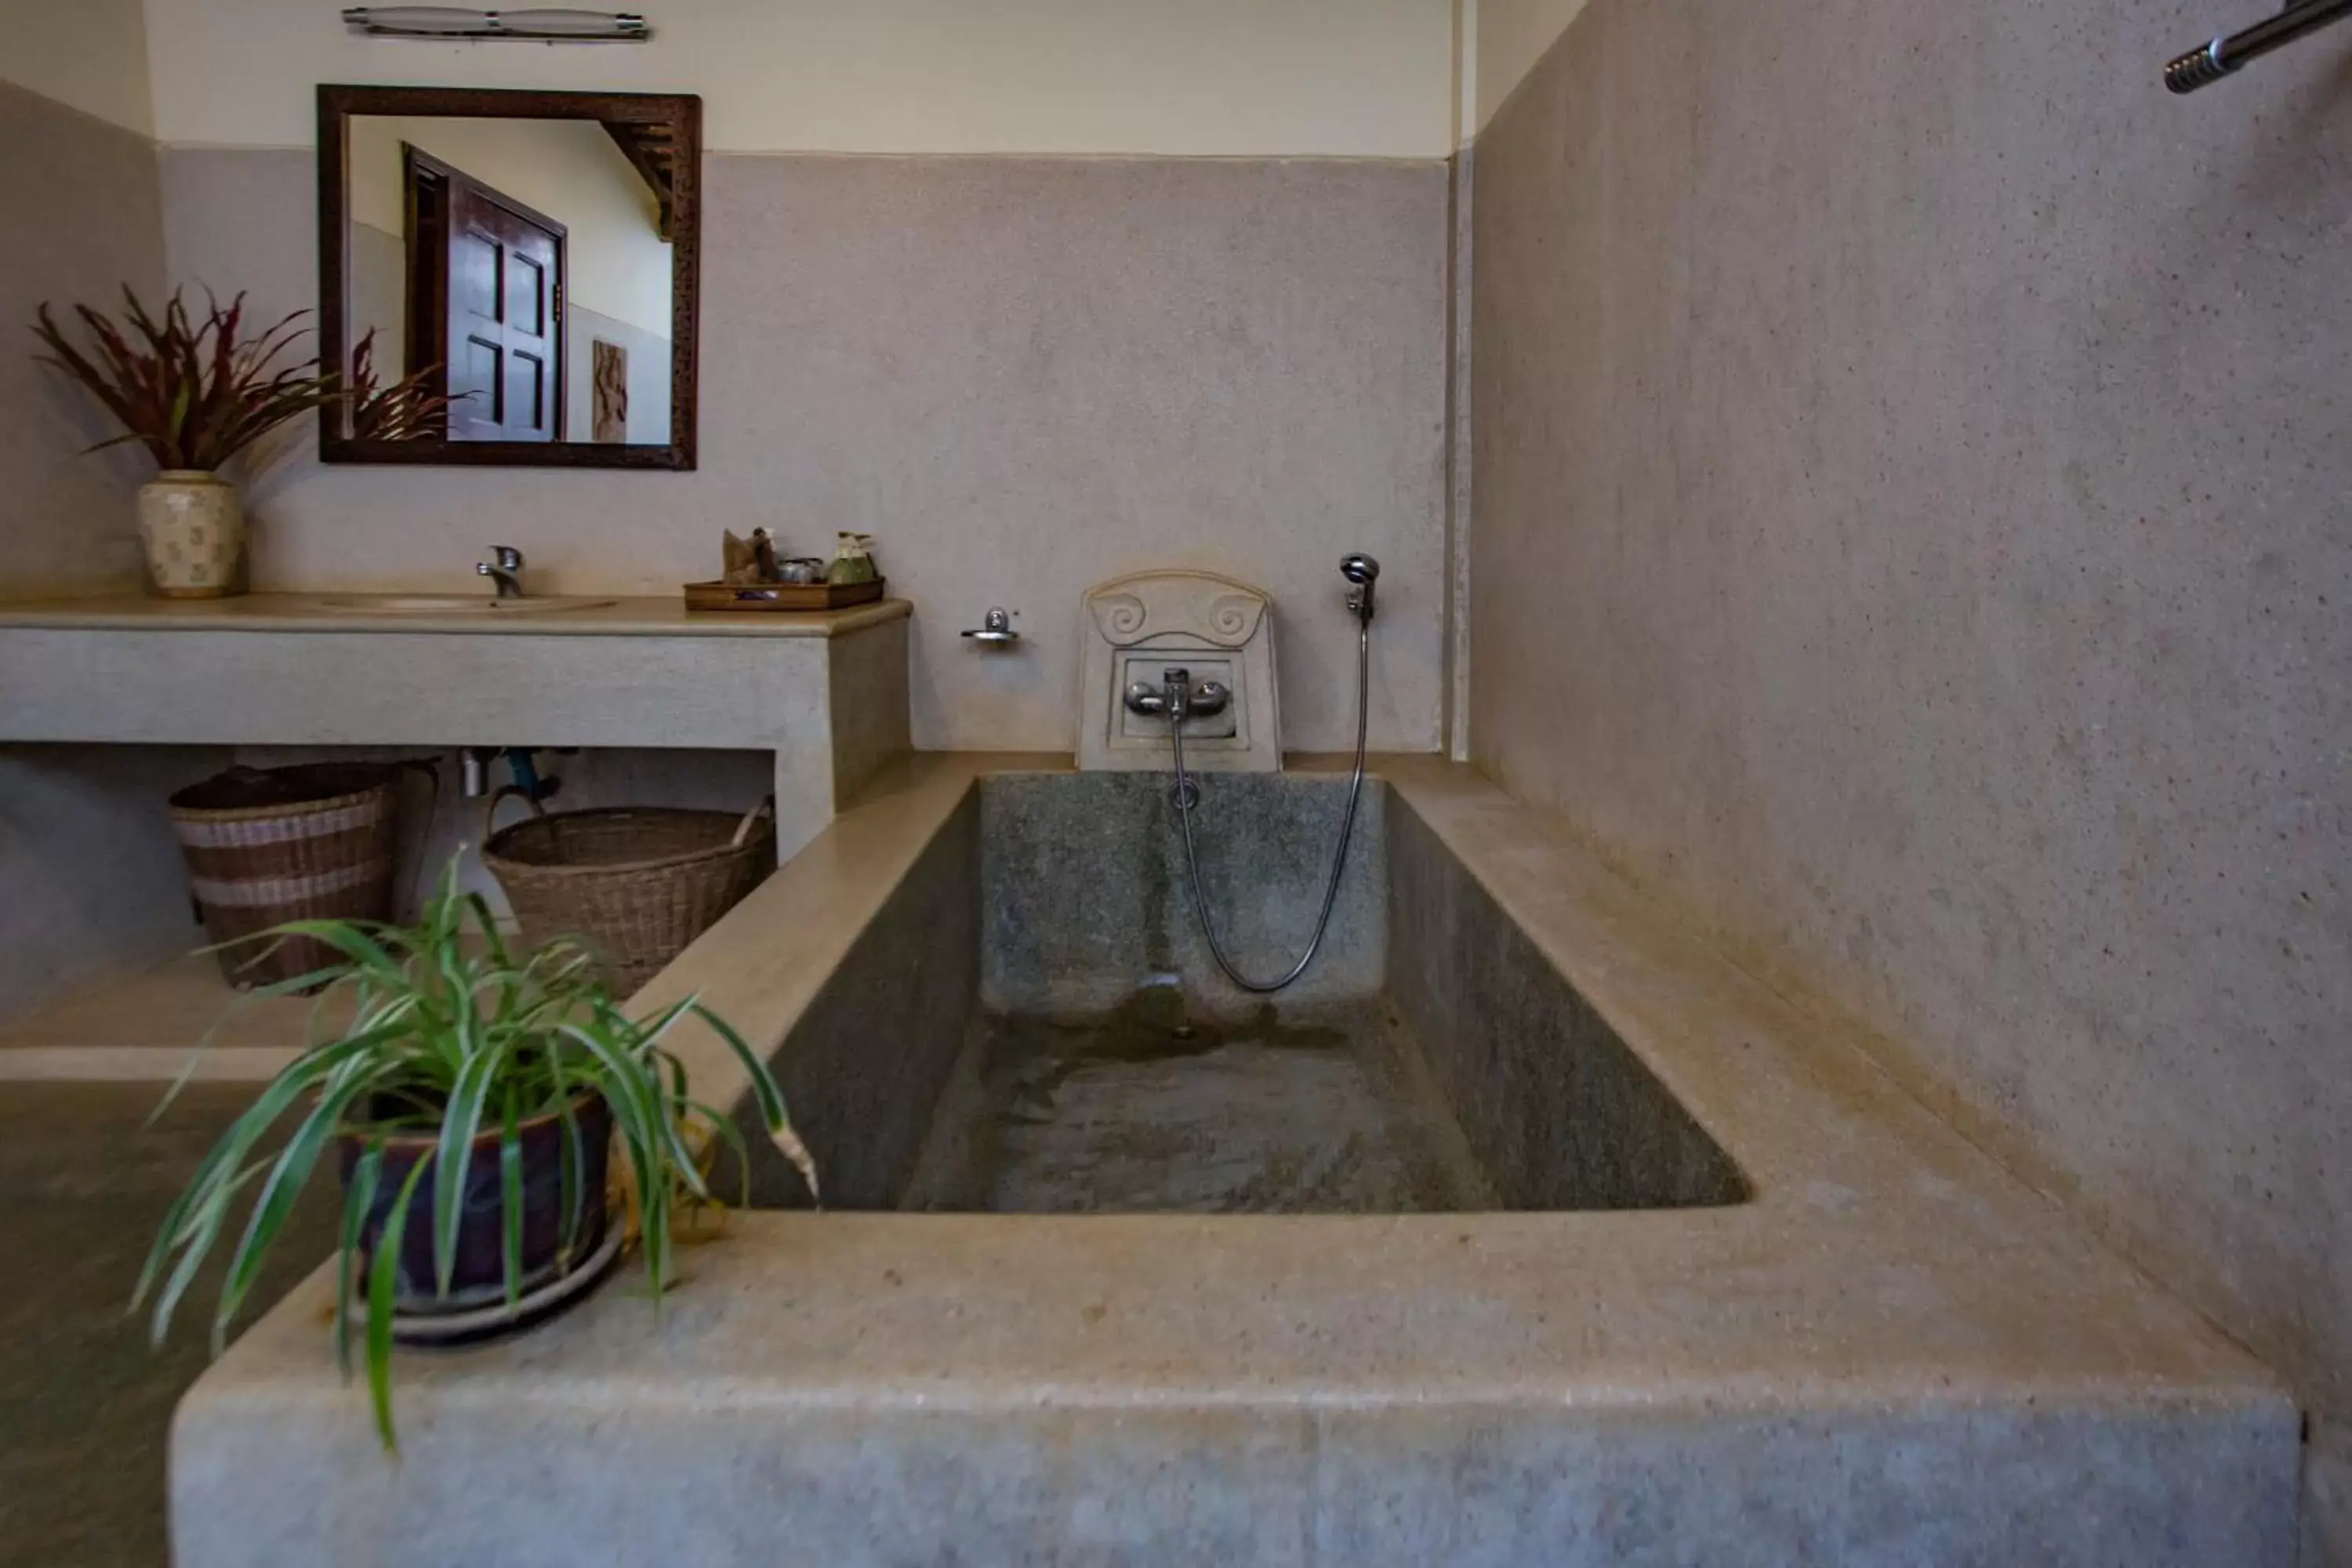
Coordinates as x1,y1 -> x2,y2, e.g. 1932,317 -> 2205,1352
1167,619 -> 1371,994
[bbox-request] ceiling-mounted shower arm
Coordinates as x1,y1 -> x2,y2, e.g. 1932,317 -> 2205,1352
2165,0 -> 2352,92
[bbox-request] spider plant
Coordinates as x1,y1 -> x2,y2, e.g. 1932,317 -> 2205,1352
134,858 -> 815,1450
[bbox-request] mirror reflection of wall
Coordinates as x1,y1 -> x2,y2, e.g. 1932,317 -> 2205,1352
345,115 -> 673,445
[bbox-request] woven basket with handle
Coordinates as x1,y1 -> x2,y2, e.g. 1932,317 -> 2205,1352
479,791 -> 775,995
168,761 -> 408,989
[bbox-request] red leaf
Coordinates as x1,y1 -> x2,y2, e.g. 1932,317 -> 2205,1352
27,286 -> 333,471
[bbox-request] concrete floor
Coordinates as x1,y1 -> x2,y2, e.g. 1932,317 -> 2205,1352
0,953 -> 318,1082
0,1082 -> 337,1567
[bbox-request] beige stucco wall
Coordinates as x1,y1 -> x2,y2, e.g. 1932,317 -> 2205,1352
164,148 -> 1452,753
144,0 -> 1459,158
0,78 -> 228,1020
2,10 -> 1461,1022
0,82 -> 162,597
1465,0 -> 1590,130
1467,0 -> 2351,1555
0,0 -> 154,135
137,5 -> 1460,751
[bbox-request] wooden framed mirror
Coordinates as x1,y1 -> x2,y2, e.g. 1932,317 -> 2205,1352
315,85 -> 700,470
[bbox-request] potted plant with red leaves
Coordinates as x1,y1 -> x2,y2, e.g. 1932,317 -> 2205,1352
29,289 -> 439,597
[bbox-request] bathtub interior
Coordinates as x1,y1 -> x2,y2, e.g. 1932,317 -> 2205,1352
731,771 -> 1748,1214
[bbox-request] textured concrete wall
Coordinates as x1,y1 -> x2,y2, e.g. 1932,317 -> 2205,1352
981,772 -> 1385,1019
0,81 -> 163,598
1385,790 -> 1744,1210
0,83 -> 226,1022
2314,1425 -> 2352,1568
158,149 -> 1450,753
1467,0 -> 2352,1542
0,746 -> 231,1022
736,789 -> 981,1208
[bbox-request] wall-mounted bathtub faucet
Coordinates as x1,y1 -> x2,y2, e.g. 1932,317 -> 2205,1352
1135,552 -> 1377,995
1124,666 -> 1230,723
1341,552 -> 1379,624
477,545 -> 526,599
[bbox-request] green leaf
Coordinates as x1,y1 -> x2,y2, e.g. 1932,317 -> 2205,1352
430,1035 -> 511,1298
551,1019 -> 671,1294
546,1056 -> 587,1261
132,1113 -> 250,1319
245,918 -> 405,985
148,957 -> 357,1126
499,1090 -> 524,1312
688,1001 -> 817,1203
212,1069 -> 374,1352
336,1140 -> 383,1382
369,1157 -> 432,1453
461,890 -> 513,968
138,1029 -> 398,1343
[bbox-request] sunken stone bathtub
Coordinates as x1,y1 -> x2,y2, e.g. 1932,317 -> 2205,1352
173,758 -> 2297,1567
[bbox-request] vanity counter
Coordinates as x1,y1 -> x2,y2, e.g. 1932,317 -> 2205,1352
0,595 -> 912,864
0,593 -> 909,638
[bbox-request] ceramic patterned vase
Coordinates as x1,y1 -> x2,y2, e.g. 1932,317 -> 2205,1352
138,470 -> 246,598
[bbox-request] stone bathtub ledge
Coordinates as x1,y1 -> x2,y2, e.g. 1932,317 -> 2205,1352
172,753 -> 2299,1566
187,1206 -> 2283,1411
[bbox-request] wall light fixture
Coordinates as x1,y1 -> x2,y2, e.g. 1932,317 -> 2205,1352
340,8 -> 651,42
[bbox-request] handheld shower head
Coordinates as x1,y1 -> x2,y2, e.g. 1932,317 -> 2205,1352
1340,553 -> 1380,623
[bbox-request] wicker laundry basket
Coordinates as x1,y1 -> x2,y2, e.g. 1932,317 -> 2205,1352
168,762 -> 403,989
480,789 -> 775,995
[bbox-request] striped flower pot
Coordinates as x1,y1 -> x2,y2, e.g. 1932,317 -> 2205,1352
167,764 -> 400,989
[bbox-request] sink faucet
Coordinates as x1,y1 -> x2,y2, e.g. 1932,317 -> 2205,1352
477,546 -> 526,599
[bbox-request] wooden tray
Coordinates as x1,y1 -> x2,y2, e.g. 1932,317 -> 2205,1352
683,577 -> 885,612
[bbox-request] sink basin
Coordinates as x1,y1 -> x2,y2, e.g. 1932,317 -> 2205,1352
300,594 -> 619,616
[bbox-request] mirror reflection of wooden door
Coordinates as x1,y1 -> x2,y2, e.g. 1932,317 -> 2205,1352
404,147 -> 565,443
